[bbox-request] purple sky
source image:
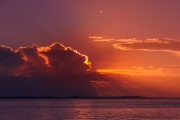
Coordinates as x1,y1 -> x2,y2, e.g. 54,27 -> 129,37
1,0 -> 180,48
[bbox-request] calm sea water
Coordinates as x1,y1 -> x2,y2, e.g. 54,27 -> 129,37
0,99 -> 179,120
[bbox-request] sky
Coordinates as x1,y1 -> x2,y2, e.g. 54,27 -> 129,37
0,0 -> 180,97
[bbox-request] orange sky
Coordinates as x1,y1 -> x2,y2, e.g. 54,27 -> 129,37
88,36 -> 180,97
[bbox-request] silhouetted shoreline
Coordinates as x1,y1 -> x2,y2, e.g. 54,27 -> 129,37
0,96 -> 179,99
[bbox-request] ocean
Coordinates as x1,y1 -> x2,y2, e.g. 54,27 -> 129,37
0,99 -> 179,120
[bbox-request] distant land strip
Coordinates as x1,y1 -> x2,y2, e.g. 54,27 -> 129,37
0,96 -> 179,99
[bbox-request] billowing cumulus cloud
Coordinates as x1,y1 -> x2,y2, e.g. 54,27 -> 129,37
0,42 -> 91,77
38,43 -> 91,75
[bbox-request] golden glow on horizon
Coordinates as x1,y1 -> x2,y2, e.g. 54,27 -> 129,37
96,66 -> 180,77
88,35 -> 180,97
95,68 -> 180,97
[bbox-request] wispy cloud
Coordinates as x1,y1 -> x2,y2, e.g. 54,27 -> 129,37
90,37 -> 180,54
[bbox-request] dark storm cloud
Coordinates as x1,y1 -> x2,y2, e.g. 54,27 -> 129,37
0,42 -> 130,97
0,43 -> 92,96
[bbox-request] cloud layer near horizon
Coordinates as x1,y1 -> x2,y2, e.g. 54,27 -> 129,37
0,42 -> 91,77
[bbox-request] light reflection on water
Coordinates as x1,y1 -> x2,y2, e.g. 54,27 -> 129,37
0,99 -> 179,120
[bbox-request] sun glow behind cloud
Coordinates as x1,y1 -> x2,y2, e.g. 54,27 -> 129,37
88,36 -> 180,97
96,67 -> 180,97
96,66 -> 180,77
